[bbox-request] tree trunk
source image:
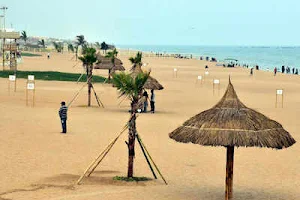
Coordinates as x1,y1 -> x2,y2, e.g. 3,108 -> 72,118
225,146 -> 234,200
127,102 -> 137,178
87,66 -> 92,107
108,69 -> 111,82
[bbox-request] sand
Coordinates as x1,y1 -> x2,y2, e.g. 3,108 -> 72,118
0,52 -> 299,200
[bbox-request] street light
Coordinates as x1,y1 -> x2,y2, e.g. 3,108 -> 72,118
0,6 -> 8,31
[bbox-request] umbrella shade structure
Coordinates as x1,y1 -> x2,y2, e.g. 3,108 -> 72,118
131,64 -> 164,90
94,54 -> 125,78
169,78 -> 295,200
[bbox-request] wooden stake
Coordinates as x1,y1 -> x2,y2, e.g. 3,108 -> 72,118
137,134 -> 168,185
91,84 -> 104,108
136,133 -> 157,179
225,146 -> 234,200
26,85 -> 28,106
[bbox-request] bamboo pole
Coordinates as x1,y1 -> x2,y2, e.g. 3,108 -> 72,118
76,124 -> 128,185
137,134 -> 168,185
225,146 -> 234,200
136,133 -> 157,179
86,125 -> 128,177
91,84 -> 104,108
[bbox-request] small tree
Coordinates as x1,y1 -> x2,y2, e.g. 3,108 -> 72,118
112,72 -> 149,177
38,39 -> 46,49
78,47 -> 97,106
53,42 -> 63,53
105,48 -> 118,81
129,52 -> 143,70
100,41 -> 109,54
76,35 -> 87,54
68,43 -> 74,53
20,31 -> 28,44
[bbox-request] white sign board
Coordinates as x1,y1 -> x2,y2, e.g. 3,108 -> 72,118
27,83 -> 35,90
174,68 -> 177,72
9,75 -> 16,81
213,79 -> 220,84
205,71 -> 209,75
197,75 -> 202,80
276,89 -> 283,95
28,75 -> 35,81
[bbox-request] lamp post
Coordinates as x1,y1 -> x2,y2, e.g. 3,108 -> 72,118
0,6 -> 8,32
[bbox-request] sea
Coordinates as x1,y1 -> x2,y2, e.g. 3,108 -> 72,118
118,45 -> 300,71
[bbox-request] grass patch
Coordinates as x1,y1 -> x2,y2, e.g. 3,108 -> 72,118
0,70 -> 106,83
21,52 -> 42,57
113,176 -> 151,182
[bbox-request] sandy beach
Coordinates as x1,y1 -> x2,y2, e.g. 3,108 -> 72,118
0,52 -> 299,200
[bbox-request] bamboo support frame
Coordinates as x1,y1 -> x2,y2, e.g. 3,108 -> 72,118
136,133 -> 157,179
137,134 -> 168,185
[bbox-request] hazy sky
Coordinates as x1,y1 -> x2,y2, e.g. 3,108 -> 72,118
2,0 -> 300,46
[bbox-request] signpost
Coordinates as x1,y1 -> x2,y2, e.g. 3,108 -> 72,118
173,68 -> 178,78
8,74 -> 16,93
275,89 -> 283,108
26,75 -> 35,107
213,79 -> 220,96
196,75 -> 203,85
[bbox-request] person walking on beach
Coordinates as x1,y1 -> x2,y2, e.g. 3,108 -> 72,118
250,68 -> 253,76
59,101 -> 68,133
47,53 -> 50,59
282,66 -> 285,73
274,67 -> 277,76
296,69 -> 299,75
143,90 -> 149,113
150,89 -> 155,113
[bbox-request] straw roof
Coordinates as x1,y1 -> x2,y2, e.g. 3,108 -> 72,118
131,64 -> 164,90
169,78 -> 295,149
94,54 -> 125,71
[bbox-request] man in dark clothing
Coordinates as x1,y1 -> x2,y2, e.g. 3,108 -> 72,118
59,101 -> 68,133
150,89 -> 155,113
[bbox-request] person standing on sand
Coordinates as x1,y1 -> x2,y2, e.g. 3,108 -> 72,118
282,66 -> 285,73
143,90 -> 149,113
59,101 -> 68,133
150,89 -> 155,113
250,68 -> 253,76
47,53 -> 50,59
274,67 -> 277,76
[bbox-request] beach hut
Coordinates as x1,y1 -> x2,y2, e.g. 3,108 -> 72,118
169,78 -> 295,200
130,64 -> 164,90
94,54 -> 125,80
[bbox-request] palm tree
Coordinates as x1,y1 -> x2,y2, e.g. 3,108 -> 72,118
105,48 -> 118,81
20,31 -> 28,44
76,35 -> 87,53
100,41 -> 109,54
129,52 -> 143,70
78,47 -> 97,107
112,72 -> 150,178
94,42 -> 101,50
38,39 -> 46,49
68,43 -> 74,53
53,42 -> 63,53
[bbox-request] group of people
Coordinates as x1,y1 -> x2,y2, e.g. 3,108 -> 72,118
142,89 -> 155,113
274,66 -> 299,75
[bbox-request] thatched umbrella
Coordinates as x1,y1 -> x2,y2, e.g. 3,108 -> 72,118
94,54 -> 125,80
169,78 -> 295,200
131,64 -> 164,90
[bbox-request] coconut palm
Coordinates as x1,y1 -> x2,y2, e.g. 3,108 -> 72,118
38,39 -> 46,49
112,71 -> 150,178
94,42 -> 101,50
76,35 -> 87,52
129,52 -> 143,70
105,48 -> 118,81
78,47 -> 97,107
52,42 -> 63,53
20,31 -> 28,44
68,43 -> 74,53
100,41 -> 109,54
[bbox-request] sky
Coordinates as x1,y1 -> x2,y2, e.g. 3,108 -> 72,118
2,0 -> 300,46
